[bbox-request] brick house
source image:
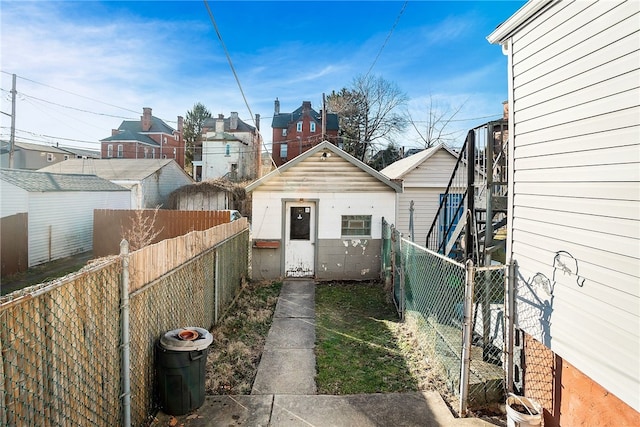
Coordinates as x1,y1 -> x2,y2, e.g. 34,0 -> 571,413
100,107 -> 185,168
271,99 -> 339,167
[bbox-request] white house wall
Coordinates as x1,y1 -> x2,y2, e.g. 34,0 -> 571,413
506,0 -> 640,410
0,181 -> 28,218
28,191 -> 130,266
139,163 -> 192,208
393,149 -> 465,244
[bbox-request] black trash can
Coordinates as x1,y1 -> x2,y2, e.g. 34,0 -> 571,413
156,327 -> 213,415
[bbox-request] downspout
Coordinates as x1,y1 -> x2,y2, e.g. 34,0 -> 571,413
120,240 -> 131,427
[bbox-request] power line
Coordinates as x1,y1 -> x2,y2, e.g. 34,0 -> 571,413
1,70 -> 141,115
365,1 -> 408,78
202,0 -> 275,170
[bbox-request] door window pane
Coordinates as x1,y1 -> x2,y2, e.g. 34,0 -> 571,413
290,207 -> 310,240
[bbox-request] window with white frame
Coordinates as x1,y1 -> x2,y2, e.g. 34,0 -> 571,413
280,143 -> 288,159
107,145 -> 113,158
310,122 -> 316,133
296,122 -> 302,132
117,144 -> 123,158
282,129 -> 287,137
46,153 -> 55,162
341,215 -> 372,237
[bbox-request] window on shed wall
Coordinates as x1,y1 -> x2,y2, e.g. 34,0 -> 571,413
296,122 -> 303,132
341,215 -> 372,237
117,144 -> 123,158
107,145 -> 113,158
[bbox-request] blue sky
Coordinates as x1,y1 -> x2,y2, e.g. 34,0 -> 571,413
0,1 -> 525,153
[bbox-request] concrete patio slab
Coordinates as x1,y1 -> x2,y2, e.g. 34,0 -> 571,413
264,318 -> 316,349
251,348 -> 317,395
274,294 -> 315,318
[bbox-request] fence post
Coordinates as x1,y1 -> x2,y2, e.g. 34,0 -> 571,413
120,239 -> 131,427
459,259 -> 475,416
505,261 -> 515,394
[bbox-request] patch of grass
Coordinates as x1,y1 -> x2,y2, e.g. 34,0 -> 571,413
315,281 -> 419,394
205,280 -> 282,394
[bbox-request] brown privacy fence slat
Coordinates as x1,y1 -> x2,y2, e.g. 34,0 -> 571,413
0,220 -> 249,426
93,209 -> 232,257
1,213 -> 28,277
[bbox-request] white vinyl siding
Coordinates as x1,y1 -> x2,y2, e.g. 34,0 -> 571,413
0,181 -> 29,217
28,191 -> 130,266
507,0 -> 640,411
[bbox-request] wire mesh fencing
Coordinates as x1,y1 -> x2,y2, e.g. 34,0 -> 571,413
0,224 -> 249,427
382,219 -> 507,412
0,258 -> 123,426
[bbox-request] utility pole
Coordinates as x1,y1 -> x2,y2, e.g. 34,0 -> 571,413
322,93 -> 327,141
9,73 -> 16,169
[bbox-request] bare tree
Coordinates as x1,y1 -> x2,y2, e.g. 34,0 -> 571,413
407,95 -> 465,148
328,74 -> 408,161
121,206 -> 164,251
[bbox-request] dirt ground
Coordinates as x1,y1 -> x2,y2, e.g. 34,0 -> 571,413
1,251 -> 93,296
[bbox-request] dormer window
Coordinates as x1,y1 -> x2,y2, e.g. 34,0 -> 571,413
296,122 -> 302,132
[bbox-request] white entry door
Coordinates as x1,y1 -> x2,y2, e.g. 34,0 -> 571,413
284,202 -> 315,277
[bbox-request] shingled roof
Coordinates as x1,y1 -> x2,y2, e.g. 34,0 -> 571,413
271,104 -> 339,130
0,168 -> 127,192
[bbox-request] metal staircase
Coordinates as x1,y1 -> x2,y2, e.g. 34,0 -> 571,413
425,119 -> 508,266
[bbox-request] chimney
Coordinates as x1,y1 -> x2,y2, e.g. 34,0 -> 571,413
177,116 -> 184,134
216,114 -> 225,134
230,112 -> 238,130
274,98 -> 280,114
302,101 -> 311,114
502,101 -> 508,121
255,113 -> 260,131
112,129 -> 119,136
141,107 -> 152,131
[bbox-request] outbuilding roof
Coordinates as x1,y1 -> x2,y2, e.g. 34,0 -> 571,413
0,168 -> 127,192
246,141 -> 401,193
380,144 -> 459,180
39,158 -> 191,181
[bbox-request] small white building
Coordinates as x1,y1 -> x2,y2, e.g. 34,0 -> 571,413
40,158 -> 193,208
488,0 -> 640,423
380,144 -> 463,245
0,168 -> 130,267
247,141 -> 401,281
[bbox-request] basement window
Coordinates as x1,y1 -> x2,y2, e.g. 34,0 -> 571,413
341,215 -> 371,237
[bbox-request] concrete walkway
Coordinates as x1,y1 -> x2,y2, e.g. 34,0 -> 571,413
153,279 -> 498,426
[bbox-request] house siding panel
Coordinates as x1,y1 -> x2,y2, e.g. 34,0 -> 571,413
507,0 -> 640,412
0,181 -> 28,217
28,191 -> 130,266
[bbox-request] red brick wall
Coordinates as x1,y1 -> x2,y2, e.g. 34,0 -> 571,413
523,333 -> 640,426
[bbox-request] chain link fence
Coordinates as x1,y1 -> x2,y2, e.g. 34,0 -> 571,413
0,223 -> 249,427
382,218 -> 507,413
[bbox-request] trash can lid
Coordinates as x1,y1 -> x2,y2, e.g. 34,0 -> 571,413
160,327 -> 213,351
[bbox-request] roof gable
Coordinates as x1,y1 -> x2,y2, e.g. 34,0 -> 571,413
380,144 -> 459,179
0,168 -> 127,192
246,141 -> 401,193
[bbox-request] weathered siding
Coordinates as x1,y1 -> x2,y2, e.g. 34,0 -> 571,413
138,163 -> 193,208
0,181 -> 28,218
507,0 -> 640,411
255,150 -> 391,193
392,149 -> 466,244
28,191 -> 130,266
